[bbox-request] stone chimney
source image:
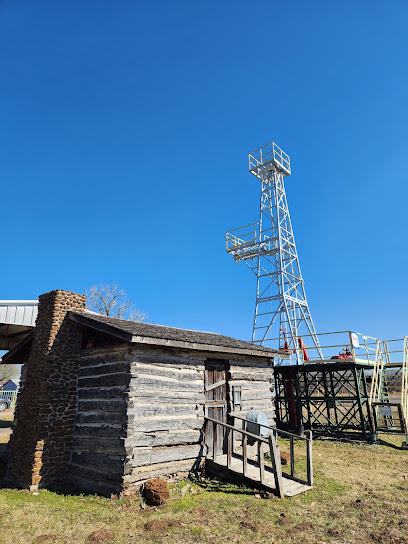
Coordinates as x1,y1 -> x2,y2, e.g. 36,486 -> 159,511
6,290 -> 86,489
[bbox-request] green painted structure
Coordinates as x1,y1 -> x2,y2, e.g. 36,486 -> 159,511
275,361 -> 407,444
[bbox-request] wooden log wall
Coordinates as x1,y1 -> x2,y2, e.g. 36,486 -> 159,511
65,342 -> 275,496
228,358 -> 275,422
66,345 -> 130,496
123,348 -> 275,491
123,349 -> 206,491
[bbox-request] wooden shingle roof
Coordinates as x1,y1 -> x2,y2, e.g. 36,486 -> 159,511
68,311 -> 283,358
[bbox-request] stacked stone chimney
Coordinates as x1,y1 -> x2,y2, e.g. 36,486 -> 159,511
6,290 -> 86,489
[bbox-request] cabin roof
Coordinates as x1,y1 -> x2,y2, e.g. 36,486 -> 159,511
3,311 -> 287,363
68,312 -> 282,358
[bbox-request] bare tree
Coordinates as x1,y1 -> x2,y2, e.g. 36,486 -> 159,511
0,364 -> 20,382
86,283 -> 148,322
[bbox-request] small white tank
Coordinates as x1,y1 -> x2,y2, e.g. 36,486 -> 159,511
246,410 -> 270,437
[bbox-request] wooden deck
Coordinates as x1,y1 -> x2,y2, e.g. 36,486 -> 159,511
207,453 -> 312,497
204,415 -> 313,498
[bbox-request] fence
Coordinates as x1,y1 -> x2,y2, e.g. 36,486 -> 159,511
0,390 -> 18,409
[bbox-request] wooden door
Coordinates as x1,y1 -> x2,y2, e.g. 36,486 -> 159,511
205,359 -> 229,455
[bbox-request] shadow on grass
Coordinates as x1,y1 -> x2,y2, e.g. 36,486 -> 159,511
189,475 -> 260,497
0,447 -> 8,483
377,438 -> 408,451
313,431 -> 408,451
0,420 -> 13,429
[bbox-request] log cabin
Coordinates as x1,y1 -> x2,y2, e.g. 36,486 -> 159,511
2,290 -> 280,496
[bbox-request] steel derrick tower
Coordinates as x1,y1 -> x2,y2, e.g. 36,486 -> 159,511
226,142 -> 322,364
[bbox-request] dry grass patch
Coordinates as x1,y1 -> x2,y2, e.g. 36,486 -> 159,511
0,408 -> 14,421
0,411 -> 407,543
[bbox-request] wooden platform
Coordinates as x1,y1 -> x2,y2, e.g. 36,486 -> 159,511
206,453 -> 312,497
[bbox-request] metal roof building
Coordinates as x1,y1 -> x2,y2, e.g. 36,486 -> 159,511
0,300 -> 38,350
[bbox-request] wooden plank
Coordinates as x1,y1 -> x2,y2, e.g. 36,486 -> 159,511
127,415 -> 204,432
258,441 -> 265,484
283,482 -> 313,497
129,378 -> 203,392
229,370 -> 272,381
126,430 -> 200,448
229,359 -> 274,369
268,434 -> 284,498
205,380 -> 226,392
128,391 -> 203,403
128,404 -> 204,418
131,354 -> 206,367
206,453 -> 311,498
206,459 -> 276,495
213,420 -> 218,463
227,381 -> 272,391
230,409 -> 275,421
205,360 -> 227,457
79,350 -> 129,366
290,436 -> 295,477
227,428 -> 232,468
242,420 -> 247,476
130,444 -> 202,467
306,430 -> 313,486
131,363 -> 204,381
237,390 -> 274,401
124,459 -> 197,484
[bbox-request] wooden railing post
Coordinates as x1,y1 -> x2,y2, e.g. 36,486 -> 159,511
204,416 -> 313,494
227,428 -> 232,469
231,415 -> 236,453
242,418 -> 247,476
213,420 -> 217,462
268,432 -> 284,498
305,430 -> 313,486
290,435 -> 295,477
258,440 -> 265,484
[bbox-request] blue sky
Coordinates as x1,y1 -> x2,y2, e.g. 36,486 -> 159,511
1,0 -> 408,345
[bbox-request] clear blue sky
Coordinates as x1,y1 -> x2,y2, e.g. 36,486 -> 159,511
2,0 -> 408,343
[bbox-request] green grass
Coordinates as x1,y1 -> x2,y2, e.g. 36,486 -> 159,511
0,411 -> 407,544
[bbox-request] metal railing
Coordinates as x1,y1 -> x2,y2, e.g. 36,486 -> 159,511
254,330 -> 383,367
225,224 -> 279,262
225,223 -> 258,262
374,338 -> 408,436
403,338 -> 408,424
248,142 -> 291,177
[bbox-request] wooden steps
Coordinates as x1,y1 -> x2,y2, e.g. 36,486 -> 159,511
206,453 -> 312,497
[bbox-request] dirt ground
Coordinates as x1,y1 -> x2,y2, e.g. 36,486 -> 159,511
0,408 -> 13,440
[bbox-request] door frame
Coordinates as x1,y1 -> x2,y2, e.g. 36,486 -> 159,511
204,358 -> 230,455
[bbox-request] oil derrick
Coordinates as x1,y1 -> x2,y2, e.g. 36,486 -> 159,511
226,142 -> 322,364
